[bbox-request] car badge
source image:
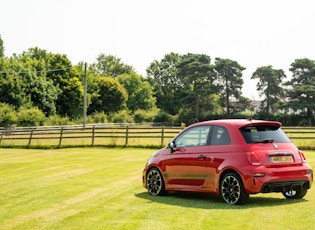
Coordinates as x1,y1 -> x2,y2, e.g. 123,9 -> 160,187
273,144 -> 279,149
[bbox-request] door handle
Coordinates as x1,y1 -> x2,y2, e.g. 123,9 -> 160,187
198,155 -> 206,159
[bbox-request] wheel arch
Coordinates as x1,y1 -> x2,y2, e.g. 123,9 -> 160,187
218,169 -> 244,193
146,165 -> 163,175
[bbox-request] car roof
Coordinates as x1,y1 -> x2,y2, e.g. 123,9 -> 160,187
190,119 -> 282,129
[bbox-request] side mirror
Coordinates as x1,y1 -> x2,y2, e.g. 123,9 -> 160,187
168,141 -> 176,153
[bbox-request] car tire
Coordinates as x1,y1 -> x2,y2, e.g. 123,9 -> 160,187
220,173 -> 249,205
282,188 -> 308,199
146,168 -> 167,196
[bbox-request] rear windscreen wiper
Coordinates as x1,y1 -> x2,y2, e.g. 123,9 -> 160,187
255,138 -> 274,143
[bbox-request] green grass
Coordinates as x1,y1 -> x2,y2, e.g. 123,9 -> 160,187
0,148 -> 314,230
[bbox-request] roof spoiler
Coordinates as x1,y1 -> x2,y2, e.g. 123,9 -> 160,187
241,120 -> 282,128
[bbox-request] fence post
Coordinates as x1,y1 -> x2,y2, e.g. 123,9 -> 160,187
161,126 -> 165,147
125,125 -> 129,146
0,131 -> 2,145
28,130 -> 33,146
92,125 -> 95,146
58,127 -> 64,147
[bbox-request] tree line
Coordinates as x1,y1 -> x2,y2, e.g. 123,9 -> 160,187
0,35 -> 315,127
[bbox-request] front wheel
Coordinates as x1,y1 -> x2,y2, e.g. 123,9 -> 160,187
146,168 -> 167,196
282,188 -> 308,199
220,173 -> 249,205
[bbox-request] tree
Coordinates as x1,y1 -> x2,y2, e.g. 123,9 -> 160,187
2,48 -> 85,117
251,66 -> 286,119
90,54 -> 134,77
16,50 -> 58,115
0,57 -> 26,108
214,58 -> 245,117
74,62 -> 103,115
176,53 -> 216,122
89,77 -> 128,113
5,47 -> 84,117
118,73 -> 156,112
146,53 -> 185,115
0,34 -> 4,58
286,58 -> 315,126
59,77 -> 84,117
43,52 -> 84,117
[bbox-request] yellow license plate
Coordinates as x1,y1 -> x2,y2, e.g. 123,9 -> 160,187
271,155 -> 293,163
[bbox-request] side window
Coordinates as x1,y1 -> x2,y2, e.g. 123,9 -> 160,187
175,126 -> 211,147
211,126 -> 231,145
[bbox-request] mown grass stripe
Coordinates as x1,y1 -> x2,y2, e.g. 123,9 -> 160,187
0,148 -> 314,230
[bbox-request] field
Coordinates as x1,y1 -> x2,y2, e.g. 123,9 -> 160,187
0,148 -> 314,230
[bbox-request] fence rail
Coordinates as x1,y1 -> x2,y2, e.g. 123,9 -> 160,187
0,125 -> 314,149
0,124 -> 183,148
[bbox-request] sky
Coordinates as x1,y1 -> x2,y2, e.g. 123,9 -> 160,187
1,0 -> 315,100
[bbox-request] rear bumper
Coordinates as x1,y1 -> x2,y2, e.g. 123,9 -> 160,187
243,165 -> 313,194
260,180 -> 310,193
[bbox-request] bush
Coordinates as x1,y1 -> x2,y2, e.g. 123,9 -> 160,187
17,107 -> 46,126
153,110 -> 173,123
44,114 -> 72,126
176,108 -> 195,125
110,110 -> 134,123
133,109 -> 158,123
0,103 -> 17,127
86,112 -> 108,124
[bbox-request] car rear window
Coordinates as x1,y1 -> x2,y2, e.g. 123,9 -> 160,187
240,125 -> 291,144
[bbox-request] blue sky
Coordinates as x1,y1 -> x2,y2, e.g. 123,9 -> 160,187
1,0 -> 315,99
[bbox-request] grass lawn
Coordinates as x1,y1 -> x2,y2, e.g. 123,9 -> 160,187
0,148 -> 314,230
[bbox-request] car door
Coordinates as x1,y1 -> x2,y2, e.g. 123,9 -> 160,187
164,125 -> 211,189
205,125 -> 232,192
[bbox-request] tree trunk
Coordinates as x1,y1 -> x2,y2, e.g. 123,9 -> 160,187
194,81 -> 199,122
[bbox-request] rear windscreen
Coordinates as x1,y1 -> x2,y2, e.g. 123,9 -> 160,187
240,125 -> 291,144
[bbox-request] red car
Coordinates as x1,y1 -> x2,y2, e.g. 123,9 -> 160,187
142,119 -> 313,205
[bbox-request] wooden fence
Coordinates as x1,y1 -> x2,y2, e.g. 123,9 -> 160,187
0,124 -> 183,148
0,125 -> 314,149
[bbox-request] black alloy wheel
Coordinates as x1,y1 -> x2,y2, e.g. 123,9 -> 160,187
220,173 -> 249,205
282,188 -> 308,199
146,168 -> 167,196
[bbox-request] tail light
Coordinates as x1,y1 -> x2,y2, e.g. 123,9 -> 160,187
298,151 -> 307,163
246,152 -> 261,166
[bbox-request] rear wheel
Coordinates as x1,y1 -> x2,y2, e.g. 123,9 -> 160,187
146,168 -> 167,196
282,188 -> 308,199
220,173 -> 249,205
